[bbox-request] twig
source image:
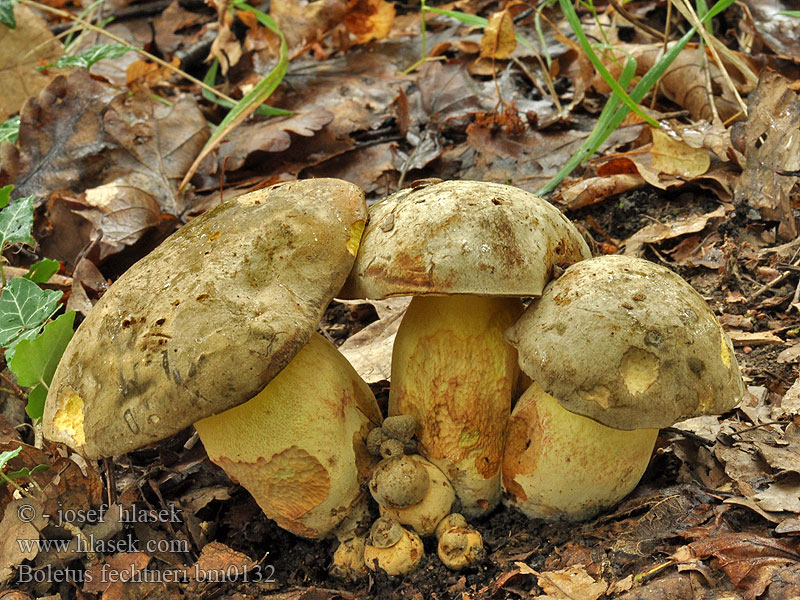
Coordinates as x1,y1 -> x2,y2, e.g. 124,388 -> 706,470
608,0 -> 667,42
0,371 -> 26,400
749,259 -> 800,301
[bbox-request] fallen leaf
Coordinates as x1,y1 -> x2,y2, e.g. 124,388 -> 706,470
562,174 -> 645,210
218,106 -> 334,171
535,565 -> 608,600
623,206 -> 726,256
753,475 -> 800,512
732,71 -> 800,241
343,0 -> 396,44
0,499 -> 48,584
726,330 -> 785,347
650,127 -> 711,178
0,5 -> 63,121
480,10 -> 516,60
84,552 -> 151,594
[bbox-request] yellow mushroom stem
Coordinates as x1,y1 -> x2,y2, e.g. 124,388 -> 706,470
501,382 -> 659,521
390,294 -> 522,517
330,536 -> 368,581
195,332 -> 382,539
364,517 -> 424,576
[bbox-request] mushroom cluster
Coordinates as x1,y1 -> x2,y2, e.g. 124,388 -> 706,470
42,178 -> 744,579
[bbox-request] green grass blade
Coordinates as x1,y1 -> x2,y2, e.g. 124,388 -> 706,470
203,58 -> 291,118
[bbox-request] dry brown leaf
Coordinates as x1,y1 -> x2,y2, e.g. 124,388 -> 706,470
74,178 -> 163,260
742,0 -> 800,58
6,70 -> 118,203
480,10 -> 516,60
153,0 -> 208,57
84,552 -> 151,595
271,0 -> 349,57
733,71 -> 800,241
777,343 -> 800,364
535,565 -> 608,600
0,5 -> 63,121
218,106 -> 334,171
599,44 -> 755,122
562,174 -> 645,210
339,300 -> 407,383
686,532 -> 800,599
753,476 -> 800,512
623,206 -> 726,256
343,0 -> 396,43
126,56 -> 181,92
0,499 -> 48,584
650,128 -> 711,178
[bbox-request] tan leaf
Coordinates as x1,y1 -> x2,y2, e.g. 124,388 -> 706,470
480,10 -> 516,60
343,0 -> 396,43
650,127 -> 711,178
0,5 -> 63,121
535,565 -> 608,600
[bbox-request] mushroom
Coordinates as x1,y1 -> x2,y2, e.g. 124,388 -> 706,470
370,451 -> 456,537
341,180 -> 591,516
363,516 -> 424,576
43,179 -> 382,539
435,513 -> 485,570
330,535 -> 368,581
502,255 -> 744,520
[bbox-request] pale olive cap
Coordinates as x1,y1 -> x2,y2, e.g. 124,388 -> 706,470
43,179 -> 367,459
340,180 -> 591,299
506,255 -> 744,430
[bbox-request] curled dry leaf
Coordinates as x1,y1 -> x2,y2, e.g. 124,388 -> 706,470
623,205 -> 726,256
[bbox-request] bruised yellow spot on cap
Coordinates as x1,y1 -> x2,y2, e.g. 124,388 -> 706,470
53,390 -> 86,447
346,220 -> 366,256
720,331 -> 732,369
620,347 -> 659,395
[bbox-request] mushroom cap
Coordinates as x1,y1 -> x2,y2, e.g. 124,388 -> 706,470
340,180 -> 591,300
44,179 -> 367,459
506,255 -> 744,430
370,454 -> 431,508
437,526 -> 485,570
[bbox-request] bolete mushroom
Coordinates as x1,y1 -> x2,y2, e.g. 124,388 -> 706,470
435,513 -> 485,570
502,255 -> 744,520
341,180 -> 590,516
363,516 -> 424,576
43,178 -> 382,539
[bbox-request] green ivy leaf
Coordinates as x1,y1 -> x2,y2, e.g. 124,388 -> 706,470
38,43 -> 133,70
0,195 -> 34,248
0,445 -> 21,470
0,277 -> 62,351
0,185 -> 12,209
7,463 -> 49,479
10,311 -> 75,420
24,259 -> 60,283
0,0 -> 16,28
0,116 -> 18,144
